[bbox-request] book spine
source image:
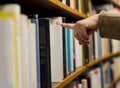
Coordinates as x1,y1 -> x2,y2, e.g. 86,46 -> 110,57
39,19 -> 51,88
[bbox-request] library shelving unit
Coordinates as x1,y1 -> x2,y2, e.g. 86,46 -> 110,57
0,0 -> 87,21
1,0 -> 120,88
53,51 -> 120,88
108,75 -> 120,88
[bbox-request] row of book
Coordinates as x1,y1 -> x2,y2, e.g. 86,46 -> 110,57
73,62 -> 113,88
1,3 -> 120,88
59,0 -> 92,14
65,32 -> 120,88
0,3 -> 86,88
80,4 -> 120,88
71,56 -> 120,88
0,3 -> 41,88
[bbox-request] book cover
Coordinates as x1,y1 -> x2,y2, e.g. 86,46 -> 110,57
28,19 -> 37,88
31,16 -> 41,88
89,67 -> 102,88
66,28 -> 74,74
0,4 -> 21,88
74,38 -> 83,68
0,12 -> 18,88
49,17 -> 64,82
39,18 -> 51,88
20,15 -> 29,88
62,17 -> 67,78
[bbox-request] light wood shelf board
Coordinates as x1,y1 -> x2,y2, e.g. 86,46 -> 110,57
49,0 -> 87,18
108,76 -> 120,88
53,51 -> 120,88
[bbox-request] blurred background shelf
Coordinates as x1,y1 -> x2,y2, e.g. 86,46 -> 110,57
53,51 -> 120,88
0,0 -> 88,21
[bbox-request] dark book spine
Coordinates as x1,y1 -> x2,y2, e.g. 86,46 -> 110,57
66,0 -> 70,6
59,0 -> 62,2
39,19 -> 51,88
76,0 -> 79,11
83,0 -> 89,14
83,45 -> 89,65
62,17 -> 67,78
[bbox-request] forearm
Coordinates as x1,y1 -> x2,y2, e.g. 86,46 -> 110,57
98,11 -> 120,40
110,0 -> 120,8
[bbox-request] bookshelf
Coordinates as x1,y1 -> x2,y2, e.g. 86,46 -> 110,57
108,75 -> 120,88
0,0 -> 87,21
53,51 -> 120,88
0,0 -> 120,88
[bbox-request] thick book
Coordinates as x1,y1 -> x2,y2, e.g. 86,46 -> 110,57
111,40 -> 120,87
28,19 -> 37,88
66,0 -> 70,6
101,62 -> 112,88
20,14 -> 31,88
49,17 -> 64,82
0,4 -> 22,88
66,28 -> 74,74
94,31 -> 103,59
81,79 -> 88,88
89,67 -> 102,88
31,16 -> 41,88
0,12 -> 17,88
82,45 -> 89,65
62,17 -> 67,78
74,37 -> 83,68
39,18 -> 51,88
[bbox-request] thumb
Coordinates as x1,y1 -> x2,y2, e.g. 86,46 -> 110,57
56,22 -> 75,29
87,29 -> 97,35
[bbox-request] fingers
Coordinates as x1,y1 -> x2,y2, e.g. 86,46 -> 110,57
76,23 -> 89,40
74,23 -> 89,45
56,21 -> 90,45
74,31 -> 89,45
56,22 -> 75,29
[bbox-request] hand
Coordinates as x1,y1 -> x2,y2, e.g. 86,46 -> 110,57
56,14 -> 100,45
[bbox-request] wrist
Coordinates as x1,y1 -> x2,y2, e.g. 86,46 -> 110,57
95,13 -> 100,29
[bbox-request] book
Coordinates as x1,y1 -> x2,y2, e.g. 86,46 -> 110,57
0,4 -> 21,88
81,79 -> 88,88
31,16 -> 41,88
89,67 -> 102,88
112,39 -> 120,88
49,17 -> 64,82
20,14 -> 31,88
101,62 -> 112,88
66,28 -> 74,74
28,19 -> 37,88
39,18 -> 51,88
74,38 -> 83,68
62,17 -> 67,78
82,45 -> 89,65
78,83 -> 82,88
94,31 -> 103,59
0,12 -> 18,88
59,0 -> 66,4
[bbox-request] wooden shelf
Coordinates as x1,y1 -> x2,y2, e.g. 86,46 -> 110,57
53,51 -> 120,88
108,76 -> 120,88
0,0 -> 87,21
48,0 -> 87,19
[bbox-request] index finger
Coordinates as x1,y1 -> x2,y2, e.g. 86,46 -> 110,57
56,22 -> 75,29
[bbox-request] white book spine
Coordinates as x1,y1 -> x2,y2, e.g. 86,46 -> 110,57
78,84 -> 82,88
21,15 -> 30,88
70,29 -> 74,72
75,38 -> 83,68
0,4 -> 21,88
50,17 -> 63,82
82,79 -> 88,88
